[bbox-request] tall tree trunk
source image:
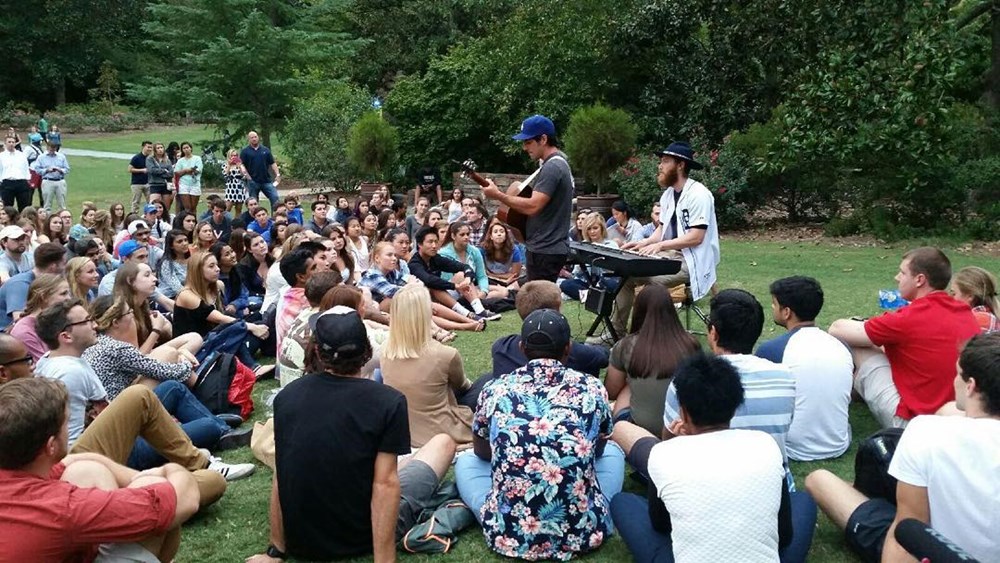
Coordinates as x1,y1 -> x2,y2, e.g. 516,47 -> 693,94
55,76 -> 66,107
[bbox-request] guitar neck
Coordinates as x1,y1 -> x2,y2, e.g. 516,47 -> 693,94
465,170 -> 489,188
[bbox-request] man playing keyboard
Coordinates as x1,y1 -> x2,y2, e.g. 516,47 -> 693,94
609,142 -> 719,339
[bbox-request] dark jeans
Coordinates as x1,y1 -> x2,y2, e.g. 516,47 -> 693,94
247,180 -> 279,209
559,275 -> 620,300
0,179 -> 32,210
454,376 -> 491,410
127,380 -> 229,469
611,491 -> 817,563
526,251 -> 567,282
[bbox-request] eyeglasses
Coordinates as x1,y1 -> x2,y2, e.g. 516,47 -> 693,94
1,355 -> 33,367
63,316 -> 94,330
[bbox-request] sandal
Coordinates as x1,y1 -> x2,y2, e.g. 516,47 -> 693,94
253,364 -> 276,381
440,331 -> 458,344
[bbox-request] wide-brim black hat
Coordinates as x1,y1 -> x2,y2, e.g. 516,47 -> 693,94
655,142 -> 703,170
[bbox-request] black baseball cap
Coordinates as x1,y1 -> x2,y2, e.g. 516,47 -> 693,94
521,309 -> 571,353
308,306 -> 370,359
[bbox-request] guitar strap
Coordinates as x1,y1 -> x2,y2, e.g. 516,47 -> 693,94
523,154 -> 568,190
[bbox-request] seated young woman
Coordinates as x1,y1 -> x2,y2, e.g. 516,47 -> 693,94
113,261 -> 203,357
191,219 -> 218,254
480,221 -> 523,289
951,266 -> 999,333
439,221 -> 509,300
157,229 -> 191,299
326,224 -> 355,284
236,232 -> 273,312
211,242 -> 250,319
344,216 -> 370,275
605,284 -> 700,436
375,231 -> 484,333
380,284 -> 481,449
10,273 -> 72,361
559,212 -> 621,300
66,256 -> 99,302
174,250 -> 272,376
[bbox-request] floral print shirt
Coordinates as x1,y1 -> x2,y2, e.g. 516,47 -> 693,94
473,358 -> 613,560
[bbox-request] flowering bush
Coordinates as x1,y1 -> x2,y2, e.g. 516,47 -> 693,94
609,153 -> 660,221
690,137 -> 753,229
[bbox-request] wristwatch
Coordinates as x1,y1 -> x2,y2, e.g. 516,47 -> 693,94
266,544 -> 286,559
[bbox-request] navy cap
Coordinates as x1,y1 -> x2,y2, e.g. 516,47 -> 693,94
512,115 -> 556,141
654,141 -> 703,170
521,308 -> 571,353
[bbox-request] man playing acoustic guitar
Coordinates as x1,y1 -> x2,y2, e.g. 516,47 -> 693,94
482,115 -> 574,283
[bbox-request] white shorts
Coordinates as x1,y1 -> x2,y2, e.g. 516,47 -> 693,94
96,542 -> 160,562
178,183 -> 202,196
854,353 -> 907,429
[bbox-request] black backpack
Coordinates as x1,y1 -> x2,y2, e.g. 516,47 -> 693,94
853,427 -> 905,504
191,352 -> 240,416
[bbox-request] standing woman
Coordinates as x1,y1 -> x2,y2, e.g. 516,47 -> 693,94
157,229 -> 191,299
344,216 -> 370,273
10,274 -> 72,361
175,142 -> 203,213
381,284 -> 476,448
109,202 -> 127,232
191,220 -> 217,254
237,233 -> 273,311
481,222 -> 523,288
66,256 -> 100,302
326,225 -> 355,284
447,188 -> 464,223
222,149 -> 247,215
147,142 -> 175,212
605,284 -> 700,434
174,251 -> 270,373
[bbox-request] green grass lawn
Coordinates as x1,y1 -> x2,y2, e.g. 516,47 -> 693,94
175,242 -> 999,562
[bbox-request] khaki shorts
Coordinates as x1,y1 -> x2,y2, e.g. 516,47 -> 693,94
854,353 -> 908,429
96,542 -> 159,562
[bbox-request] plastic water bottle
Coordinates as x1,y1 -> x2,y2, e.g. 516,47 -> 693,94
879,289 -> 909,310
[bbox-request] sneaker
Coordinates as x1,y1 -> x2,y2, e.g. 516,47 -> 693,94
475,310 -> 502,322
215,427 -> 253,451
585,330 -> 615,347
207,456 -> 256,481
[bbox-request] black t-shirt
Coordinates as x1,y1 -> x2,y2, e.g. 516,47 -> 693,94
274,373 -> 411,560
417,167 -> 440,190
130,153 -> 148,184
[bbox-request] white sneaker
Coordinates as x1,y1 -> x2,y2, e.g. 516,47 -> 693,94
207,456 -> 256,481
585,330 -> 615,346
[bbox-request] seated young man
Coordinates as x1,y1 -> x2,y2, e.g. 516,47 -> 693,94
0,377 -> 202,562
757,276 -> 854,461
455,309 -> 624,561
408,226 -> 499,322
276,270 -> 343,387
247,307 -> 456,562
829,247 -> 980,428
805,333 -> 1000,563
491,279 -> 609,378
610,352 -> 793,563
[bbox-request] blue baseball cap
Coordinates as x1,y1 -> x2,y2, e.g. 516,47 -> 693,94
118,239 -> 142,258
143,204 -> 158,214
512,115 -> 556,141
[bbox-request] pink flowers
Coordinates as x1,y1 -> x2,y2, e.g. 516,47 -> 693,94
528,418 -> 553,438
519,516 -> 542,535
541,464 -> 564,485
573,437 -> 593,457
526,457 -> 546,473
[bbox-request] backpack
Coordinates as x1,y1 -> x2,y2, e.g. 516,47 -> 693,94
853,427 -> 905,504
192,352 -> 256,419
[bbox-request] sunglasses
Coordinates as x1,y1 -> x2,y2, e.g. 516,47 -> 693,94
1,355 -> 33,367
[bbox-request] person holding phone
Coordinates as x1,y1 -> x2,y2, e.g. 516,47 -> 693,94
175,142 -> 203,214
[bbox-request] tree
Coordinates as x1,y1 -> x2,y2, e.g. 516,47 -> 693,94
347,112 -> 399,180
129,0 -> 360,145
955,0 -> 1000,109
563,104 -> 638,195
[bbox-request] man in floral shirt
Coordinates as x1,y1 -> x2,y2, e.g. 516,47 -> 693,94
456,308 -> 624,560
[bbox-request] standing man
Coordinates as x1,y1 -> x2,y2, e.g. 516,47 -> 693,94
1,135 -> 33,210
482,115 -> 574,283
33,141 -> 71,212
129,141 -> 153,212
615,142 -> 720,337
239,131 -> 280,211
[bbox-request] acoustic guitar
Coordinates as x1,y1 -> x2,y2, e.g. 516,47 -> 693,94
453,159 -> 537,238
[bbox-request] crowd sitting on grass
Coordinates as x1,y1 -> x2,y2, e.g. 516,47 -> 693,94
0,143 -> 998,562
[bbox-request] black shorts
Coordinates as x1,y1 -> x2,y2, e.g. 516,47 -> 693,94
526,251 -> 567,283
149,183 -> 171,195
395,459 -> 439,540
845,498 -> 896,563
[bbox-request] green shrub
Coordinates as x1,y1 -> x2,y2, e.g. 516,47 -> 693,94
610,153 -> 660,220
564,104 -> 638,195
950,155 -> 1000,239
347,112 -> 399,181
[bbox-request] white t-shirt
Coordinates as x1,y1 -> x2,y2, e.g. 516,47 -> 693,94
35,353 -> 108,446
782,327 -> 853,461
658,178 -> 719,300
262,261 -> 289,312
648,429 -> 785,563
889,415 -> 1000,562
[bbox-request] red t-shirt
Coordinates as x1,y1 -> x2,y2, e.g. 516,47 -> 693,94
0,462 -> 177,562
865,292 -> 980,419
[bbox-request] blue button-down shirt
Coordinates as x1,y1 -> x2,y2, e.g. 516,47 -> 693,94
32,152 -> 70,180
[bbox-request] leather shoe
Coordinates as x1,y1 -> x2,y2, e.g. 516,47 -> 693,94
217,413 -> 244,428
215,427 -> 253,451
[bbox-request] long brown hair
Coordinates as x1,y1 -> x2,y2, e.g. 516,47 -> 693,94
113,262 -> 152,343
183,251 -> 223,310
627,285 -> 700,380
23,274 -> 67,315
481,222 -> 514,263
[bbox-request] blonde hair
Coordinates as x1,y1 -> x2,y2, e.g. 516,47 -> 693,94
953,266 -> 999,314
382,284 -> 432,360
582,212 -> 609,242
66,257 -> 95,302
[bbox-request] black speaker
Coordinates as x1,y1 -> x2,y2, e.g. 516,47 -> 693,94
584,286 -> 615,317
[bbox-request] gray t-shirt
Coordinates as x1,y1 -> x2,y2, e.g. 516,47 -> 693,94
0,252 -> 33,278
35,354 -> 107,446
526,150 -> 574,255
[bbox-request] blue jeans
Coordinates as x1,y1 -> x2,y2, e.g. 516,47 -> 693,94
610,491 -> 817,563
455,441 -> 626,524
127,380 -> 229,469
247,180 -> 279,209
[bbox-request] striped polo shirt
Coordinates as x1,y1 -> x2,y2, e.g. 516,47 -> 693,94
663,354 -> 796,465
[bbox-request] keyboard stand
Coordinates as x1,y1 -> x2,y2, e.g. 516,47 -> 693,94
583,275 -> 630,341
